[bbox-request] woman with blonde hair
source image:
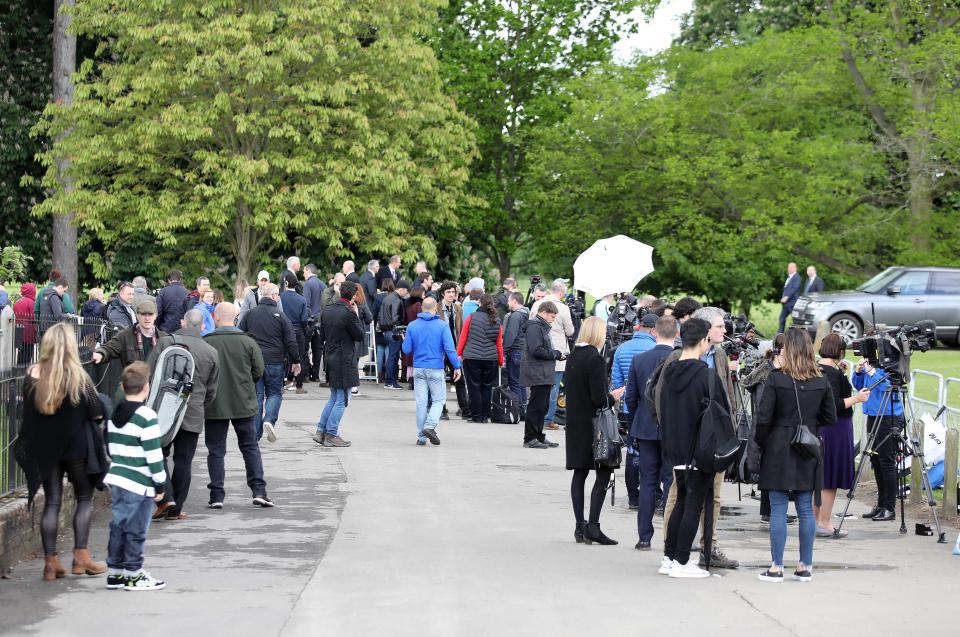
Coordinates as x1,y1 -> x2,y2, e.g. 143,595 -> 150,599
755,328 -> 837,582
563,316 -> 625,545
17,322 -> 107,580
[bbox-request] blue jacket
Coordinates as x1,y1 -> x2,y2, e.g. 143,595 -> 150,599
782,273 -> 801,309
611,331 -> 656,390
852,368 -> 903,417
462,299 -> 479,319
303,277 -> 325,318
280,290 -> 309,329
198,302 -> 216,335
402,312 -> 461,370
625,344 -> 674,440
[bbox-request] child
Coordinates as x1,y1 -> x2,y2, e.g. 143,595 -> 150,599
103,361 -> 167,591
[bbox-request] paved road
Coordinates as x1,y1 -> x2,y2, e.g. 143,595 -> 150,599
2,384 -> 957,636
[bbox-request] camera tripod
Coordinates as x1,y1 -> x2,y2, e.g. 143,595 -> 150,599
835,378 -> 946,543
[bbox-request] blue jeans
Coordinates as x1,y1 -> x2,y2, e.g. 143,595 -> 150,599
376,343 -> 388,379
205,417 -> 267,502
318,388 -> 349,436
255,363 -> 285,439
506,350 -> 527,407
414,368 -> 446,442
545,370 -> 563,423
383,331 -> 402,385
107,486 -> 155,573
769,490 -> 815,568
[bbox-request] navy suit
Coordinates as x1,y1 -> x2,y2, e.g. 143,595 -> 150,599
624,343 -> 675,543
777,273 -> 801,334
803,276 -> 824,295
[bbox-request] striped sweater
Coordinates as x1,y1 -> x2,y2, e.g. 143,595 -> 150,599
103,403 -> 167,496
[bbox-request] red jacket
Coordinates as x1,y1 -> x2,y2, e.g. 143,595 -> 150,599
13,283 -> 37,344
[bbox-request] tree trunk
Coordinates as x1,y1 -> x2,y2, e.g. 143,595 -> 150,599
52,0 -> 78,294
906,77 -> 934,254
496,252 -> 511,283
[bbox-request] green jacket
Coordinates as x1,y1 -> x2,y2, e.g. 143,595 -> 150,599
203,327 -> 264,420
34,281 -> 76,314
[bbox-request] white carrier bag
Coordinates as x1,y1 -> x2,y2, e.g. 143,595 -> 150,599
147,336 -> 196,447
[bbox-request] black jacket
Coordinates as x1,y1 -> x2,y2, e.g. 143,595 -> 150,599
359,270 -> 378,307
320,300 -> 365,389
502,306 -> 529,354
625,344 -> 674,441
237,298 -> 300,365
520,315 -> 560,387
659,358 -> 728,467
755,370 -> 837,492
38,287 -> 66,320
155,281 -> 189,333
564,345 -> 616,469
377,292 -> 405,331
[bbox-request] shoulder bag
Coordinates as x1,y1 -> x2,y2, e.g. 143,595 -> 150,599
790,379 -> 821,460
592,404 -> 624,469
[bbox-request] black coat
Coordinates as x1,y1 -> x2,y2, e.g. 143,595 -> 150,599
520,315 -> 560,387
155,282 -> 189,333
237,298 -> 299,365
564,345 -> 615,469
755,370 -> 837,492
320,300 -> 365,389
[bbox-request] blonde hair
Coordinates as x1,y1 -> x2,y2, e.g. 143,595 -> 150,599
32,323 -> 89,415
87,287 -> 104,302
780,328 -> 822,381
577,316 -> 607,350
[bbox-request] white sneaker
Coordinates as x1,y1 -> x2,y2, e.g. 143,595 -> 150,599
669,560 -> 711,579
124,570 -> 165,591
657,556 -> 674,575
263,421 -> 277,443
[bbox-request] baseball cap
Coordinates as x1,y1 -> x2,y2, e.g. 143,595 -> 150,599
136,298 -> 157,315
641,313 -> 658,328
257,270 -> 270,282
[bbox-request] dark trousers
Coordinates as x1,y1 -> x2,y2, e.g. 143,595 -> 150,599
525,384 -> 551,443
441,360 -> 470,417
286,329 -> 308,387
664,468 -> 712,565
625,451 -> 639,505
777,303 -> 794,334
505,350 -> 527,408
160,429 -> 200,515
308,330 -> 324,381
463,359 -> 497,421
636,439 -> 672,544
40,459 -> 94,554
384,331 -> 402,385
205,416 -> 267,503
867,415 -> 902,511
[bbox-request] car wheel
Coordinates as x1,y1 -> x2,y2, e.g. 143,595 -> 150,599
829,313 -> 862,345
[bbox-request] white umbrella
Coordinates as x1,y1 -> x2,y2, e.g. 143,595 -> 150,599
573,235 -> 655,299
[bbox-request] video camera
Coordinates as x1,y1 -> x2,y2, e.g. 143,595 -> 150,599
851,320 -> 936,385
392,324 -> 407,341
608,294 -> 638,343
720,313 -> 762,359
565,292 -> 586,322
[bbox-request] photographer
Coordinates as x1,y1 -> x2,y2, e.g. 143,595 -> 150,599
530,279 -> 575,430
377,279 -> 409,390
521,302 -> 564,449
852,357 -> 903,522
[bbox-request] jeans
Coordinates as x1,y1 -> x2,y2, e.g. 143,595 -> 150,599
384,331 -> 402,385
505,350 -> 527,407
107,486 -> 154,573
308,329 -> 324,380
205,417 -> 267,502
255,363 -> 285,438
463,359 -> 497,421
318,388 -> 349,436
664,468 -> 712,565
524,384 -> 551,443
867,415 -> 902,511
636,439 -> 672,544
545,371 -> 563,423
160,429 -> 200,515
414,368 -> 446,442
769,490 -> 815,568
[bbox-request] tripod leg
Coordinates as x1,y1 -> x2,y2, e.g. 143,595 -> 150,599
903,394 -> 947,543
836,390 -> 892,534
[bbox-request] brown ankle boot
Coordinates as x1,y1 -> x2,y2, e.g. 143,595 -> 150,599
72,548 -> 107,576
43,554 -> 67,581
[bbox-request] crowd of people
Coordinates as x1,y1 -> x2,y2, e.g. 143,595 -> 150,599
11,255 -> 895,589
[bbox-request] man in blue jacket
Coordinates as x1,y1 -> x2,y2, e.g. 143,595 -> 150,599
777,262 -> 800,334
612,313 -> 657,505
624,316 -> 678,550
402,297 -> 462,446
853,359 -> 903,521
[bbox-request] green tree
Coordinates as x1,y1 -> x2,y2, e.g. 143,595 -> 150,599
32,0 -> 476,286
676,0 -> 824,49
432,0 -> 653,279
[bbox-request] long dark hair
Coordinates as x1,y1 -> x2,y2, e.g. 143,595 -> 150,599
478,294 -> 497,321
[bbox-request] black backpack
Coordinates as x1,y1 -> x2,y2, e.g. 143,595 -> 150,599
688,368 -> 740,473
491,384 -> 521,424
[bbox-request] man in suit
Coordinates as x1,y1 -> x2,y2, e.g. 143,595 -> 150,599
342,260 -> 361,284
359,260 -> 379,304
375,255 -> 402,291
803,265 -> 824,295
777,262 -> 800,334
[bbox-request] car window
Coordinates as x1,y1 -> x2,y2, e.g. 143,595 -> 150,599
857,268 -> 903,293
929,272 -> 960,295
893,271 -> 930,294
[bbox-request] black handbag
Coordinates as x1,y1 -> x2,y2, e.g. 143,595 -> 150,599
790,379 -> 821,460
592,404 -> 624,468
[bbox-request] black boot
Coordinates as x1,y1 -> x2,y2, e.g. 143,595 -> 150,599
574,521 -> 586,544
861,505 -> 882,519
584,522 -> 618,546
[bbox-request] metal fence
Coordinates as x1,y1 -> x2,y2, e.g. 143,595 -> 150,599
0,309 -> 119,497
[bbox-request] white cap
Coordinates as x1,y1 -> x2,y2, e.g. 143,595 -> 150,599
257,270 -> 270,281
467,277 -> 485,291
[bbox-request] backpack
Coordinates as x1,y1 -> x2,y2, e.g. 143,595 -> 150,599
727,410 -> 756,483
689,368 -> 740,474
491,385 -> 521,424
644,355 -> 671,424
147,336 -> 196,447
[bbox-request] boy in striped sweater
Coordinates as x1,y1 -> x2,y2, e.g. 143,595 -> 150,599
103,361 -> 167,591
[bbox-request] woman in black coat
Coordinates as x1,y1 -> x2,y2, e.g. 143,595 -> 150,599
316,281 -> 365,447
564,316 -> 625,545
755,328 -> 837,583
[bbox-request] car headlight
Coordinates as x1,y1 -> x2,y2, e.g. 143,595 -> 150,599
807,301 -> 833,310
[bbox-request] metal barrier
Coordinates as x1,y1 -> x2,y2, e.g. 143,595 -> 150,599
944,377 -> 960,431
358,324 -> 379,382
